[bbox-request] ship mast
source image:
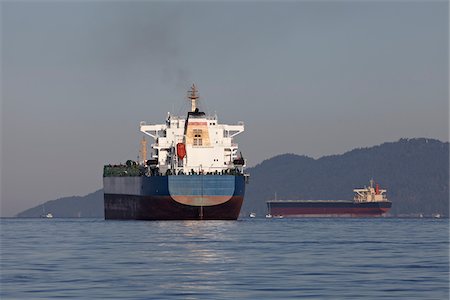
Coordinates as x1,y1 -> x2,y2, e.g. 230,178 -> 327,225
188,84 -> 199,112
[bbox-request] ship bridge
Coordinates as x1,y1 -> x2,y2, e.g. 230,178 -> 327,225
140,85 -> 245,175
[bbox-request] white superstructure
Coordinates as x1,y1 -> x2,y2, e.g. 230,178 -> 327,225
353,179 -> 388,203
140,85 -> 246,175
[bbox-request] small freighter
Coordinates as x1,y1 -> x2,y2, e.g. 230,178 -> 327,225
103,85 -> 248,220
267,180 -> 392,217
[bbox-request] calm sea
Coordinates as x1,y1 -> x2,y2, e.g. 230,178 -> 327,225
1,218 -> 448,299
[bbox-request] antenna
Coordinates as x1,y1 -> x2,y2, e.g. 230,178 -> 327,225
187,84 -> 199,112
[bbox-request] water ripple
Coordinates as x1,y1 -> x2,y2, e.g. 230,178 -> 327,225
1,218 -> 448,299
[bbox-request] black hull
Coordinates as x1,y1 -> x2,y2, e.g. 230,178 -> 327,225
104,194 -> 244,220
103,175 -> 246,220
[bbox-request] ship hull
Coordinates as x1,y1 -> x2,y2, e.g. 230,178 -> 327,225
104,175 -> 245,220
268,201 -> 392,217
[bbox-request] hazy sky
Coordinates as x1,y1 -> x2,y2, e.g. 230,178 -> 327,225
1,1 -> 448,217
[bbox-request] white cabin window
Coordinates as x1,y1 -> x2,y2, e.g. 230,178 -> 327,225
193,129 -> 202,146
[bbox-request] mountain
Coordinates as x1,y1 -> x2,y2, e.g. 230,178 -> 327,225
16,190 -> 104,218
16,138 -> 449,218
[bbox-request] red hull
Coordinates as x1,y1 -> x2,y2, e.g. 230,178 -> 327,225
268,201 -> 392,217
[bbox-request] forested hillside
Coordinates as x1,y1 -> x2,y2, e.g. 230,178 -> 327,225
17,190 -> 104,218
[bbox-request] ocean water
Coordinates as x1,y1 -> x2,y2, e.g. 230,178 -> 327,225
1,218 -> 448,299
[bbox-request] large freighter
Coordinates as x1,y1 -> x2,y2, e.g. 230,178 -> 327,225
267,180 -> 392,217
103,85 -> 248,220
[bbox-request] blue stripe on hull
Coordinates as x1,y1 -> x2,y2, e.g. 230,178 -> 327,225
168,175 -> 235,196
103,175 -> 245,197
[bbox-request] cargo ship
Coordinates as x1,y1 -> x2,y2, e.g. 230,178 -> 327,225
267,180 -> 392,217
103,85 -> 248,220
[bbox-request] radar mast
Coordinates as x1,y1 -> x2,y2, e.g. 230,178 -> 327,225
188,84 -> 199,112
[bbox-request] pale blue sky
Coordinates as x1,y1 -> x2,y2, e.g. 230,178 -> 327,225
1,1 -> 448,216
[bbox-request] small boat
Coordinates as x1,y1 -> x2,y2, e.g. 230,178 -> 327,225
40,204 -> 53,218
266,200 -> 272,218
249,212 -> 256,218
